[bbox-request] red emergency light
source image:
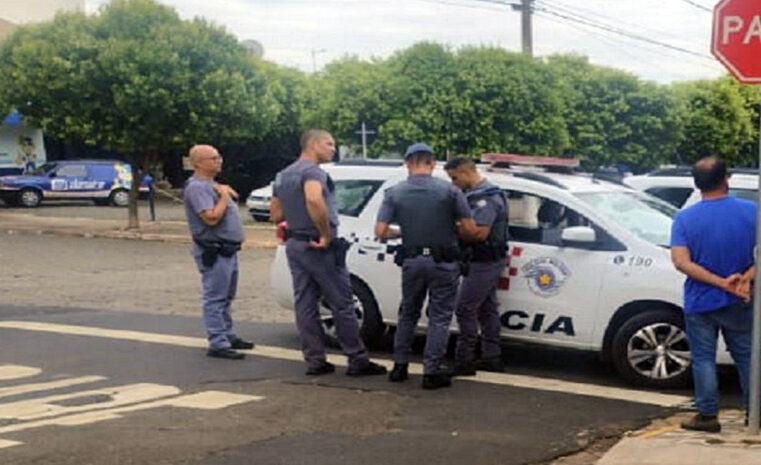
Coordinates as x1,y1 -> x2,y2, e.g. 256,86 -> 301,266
481,153 -> 580,169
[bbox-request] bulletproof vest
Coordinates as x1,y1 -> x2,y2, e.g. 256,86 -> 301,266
391,176 -> 459,248
467,181 -> 508,259
274,162 -> 337,236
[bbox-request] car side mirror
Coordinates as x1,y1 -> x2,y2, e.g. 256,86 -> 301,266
561,226 -> 596,247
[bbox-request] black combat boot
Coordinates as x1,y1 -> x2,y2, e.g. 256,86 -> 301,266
681,413 -> 721,433
388,363 -> 408,382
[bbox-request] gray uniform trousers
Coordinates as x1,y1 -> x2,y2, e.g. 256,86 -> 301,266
394,256 -> 460,374
193,248 -> 238,349
285,239 -> 369,370
455,260 -> 505,363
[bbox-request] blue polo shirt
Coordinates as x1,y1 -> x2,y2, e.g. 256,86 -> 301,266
670,196 -> 757,314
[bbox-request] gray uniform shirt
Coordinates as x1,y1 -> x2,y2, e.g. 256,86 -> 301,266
273,160 -> 339,237
377,174 -> 471,248
183,177 -> 245,244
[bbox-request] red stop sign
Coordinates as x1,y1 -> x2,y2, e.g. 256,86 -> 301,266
712,0 -> 761,84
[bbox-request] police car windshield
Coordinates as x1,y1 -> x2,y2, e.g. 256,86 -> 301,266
576,191 -> 676,247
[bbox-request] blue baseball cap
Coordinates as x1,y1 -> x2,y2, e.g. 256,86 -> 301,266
403,142 -> 434,160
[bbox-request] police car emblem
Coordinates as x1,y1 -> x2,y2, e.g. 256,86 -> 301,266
521,257 -> 570,297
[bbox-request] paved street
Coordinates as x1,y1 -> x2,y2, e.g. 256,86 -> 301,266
0,232 -> 746,464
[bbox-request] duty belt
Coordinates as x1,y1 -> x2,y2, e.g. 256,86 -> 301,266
399,246 -> 461,263
284,230 -> 319,242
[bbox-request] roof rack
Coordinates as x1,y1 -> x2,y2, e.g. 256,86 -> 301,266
335,159 -> 404,167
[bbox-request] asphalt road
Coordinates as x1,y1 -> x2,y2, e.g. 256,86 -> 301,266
0,233 -> 745,465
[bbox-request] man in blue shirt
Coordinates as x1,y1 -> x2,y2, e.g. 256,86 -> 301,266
671,156 -> 756,432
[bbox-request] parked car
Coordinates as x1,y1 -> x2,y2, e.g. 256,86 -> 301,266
246,185 -> 272,222
0,160 -> 148,208
270,156 -> 736,389
625,167 -> 758,208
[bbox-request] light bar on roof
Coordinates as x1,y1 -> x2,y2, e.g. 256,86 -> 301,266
481,153 -> 580,168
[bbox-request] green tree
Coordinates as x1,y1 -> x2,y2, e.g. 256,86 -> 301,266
547,55 -> 681,171
0,0 -> 277,227
672,76 -> 757,167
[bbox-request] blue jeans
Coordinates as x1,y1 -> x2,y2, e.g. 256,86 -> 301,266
684,302 -> 752,416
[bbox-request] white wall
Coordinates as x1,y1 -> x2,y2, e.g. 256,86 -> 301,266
0,0 -> 84,25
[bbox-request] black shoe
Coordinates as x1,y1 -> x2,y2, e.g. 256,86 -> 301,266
422,374 -> 452,390
306,362 -> 335,376
207,348 -> 245,360
681,413 -> 721,433
476,357 -> 504,373
388,363 -> 408,382
229,338 -> 255,350
452,361 -> 476,377
346,361 -> 388,377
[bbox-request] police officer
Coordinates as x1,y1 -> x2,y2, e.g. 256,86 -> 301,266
444,157 -> 508,375
375,143 -> 479,389
183,144 -> 254,360
270,129 -> 387,377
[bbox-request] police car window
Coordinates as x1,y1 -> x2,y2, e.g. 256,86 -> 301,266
56,164 -> 87,177
33,163 -> 57,175
644,187 -> 693,208
334,180 -> 383,217
576,191 -> 675,247
729,188 -> 757,203
506,191 -> 593,247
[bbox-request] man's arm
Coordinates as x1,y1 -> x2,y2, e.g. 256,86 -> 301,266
671,246 -> 743,294
304,180 -> 331,249
458,219 -> 486,242
198,184 -> 235,226
270,196 -> 284,224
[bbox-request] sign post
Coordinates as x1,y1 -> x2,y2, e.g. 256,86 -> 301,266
712,0 -> 761,435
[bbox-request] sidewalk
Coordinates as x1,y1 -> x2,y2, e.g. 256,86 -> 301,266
0,210 -> 278,248
596,409 -> 761,465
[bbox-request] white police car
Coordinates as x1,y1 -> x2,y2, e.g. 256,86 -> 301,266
270,156 -> 732,389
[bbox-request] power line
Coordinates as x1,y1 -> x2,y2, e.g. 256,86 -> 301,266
532,4 -> 714,61
677,0 -> 712,13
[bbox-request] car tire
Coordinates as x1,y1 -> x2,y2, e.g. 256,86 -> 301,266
610,308 -> 691,389
110,189 -> 129,207
321,277 -> 390,351
18,188 -> 42,208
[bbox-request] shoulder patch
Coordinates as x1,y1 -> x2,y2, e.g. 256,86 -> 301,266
477,199 -> 488,208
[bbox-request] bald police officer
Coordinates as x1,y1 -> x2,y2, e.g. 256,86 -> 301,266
270,129 -> 387,377
445,157 -> 508,375
375,143 -> 479,389
183,144 -> 254,360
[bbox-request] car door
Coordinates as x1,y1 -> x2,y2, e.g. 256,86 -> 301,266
48,163 -> 90,199
501,190 -> 625,348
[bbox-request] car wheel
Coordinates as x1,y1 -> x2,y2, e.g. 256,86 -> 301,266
18,188 -> 42,208
320,277 -> 389,350
610,308 -> 691,389
110,189 -> 129,207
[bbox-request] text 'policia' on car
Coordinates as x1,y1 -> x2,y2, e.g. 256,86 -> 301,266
270,154 -> 734,389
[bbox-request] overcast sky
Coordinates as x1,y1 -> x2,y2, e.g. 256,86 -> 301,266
86,0 -> 726,83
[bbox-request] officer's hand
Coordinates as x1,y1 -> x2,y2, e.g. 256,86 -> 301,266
213,184 -> 239,200
309,235 -> 331,250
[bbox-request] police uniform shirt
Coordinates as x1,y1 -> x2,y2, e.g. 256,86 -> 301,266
468,180 -> 505,229
183,177 -> 245,243
273,160 -> 339,237
376,174 -> 472,247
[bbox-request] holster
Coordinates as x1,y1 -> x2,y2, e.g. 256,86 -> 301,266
331,237 -> 351,268
195,239 -> 242,268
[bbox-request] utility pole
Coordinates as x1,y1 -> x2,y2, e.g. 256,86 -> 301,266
311,48 -> 326,73
512,0 -> 533,56
354,121 -> 375,159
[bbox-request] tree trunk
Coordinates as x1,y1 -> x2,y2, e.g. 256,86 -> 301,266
126,154 -> 145,230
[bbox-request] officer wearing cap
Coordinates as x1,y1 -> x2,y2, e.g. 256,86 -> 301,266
270,129 -> 387,377
183,144 -> 254,360
444,156 -> 508,375
375,143 -> 479,389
